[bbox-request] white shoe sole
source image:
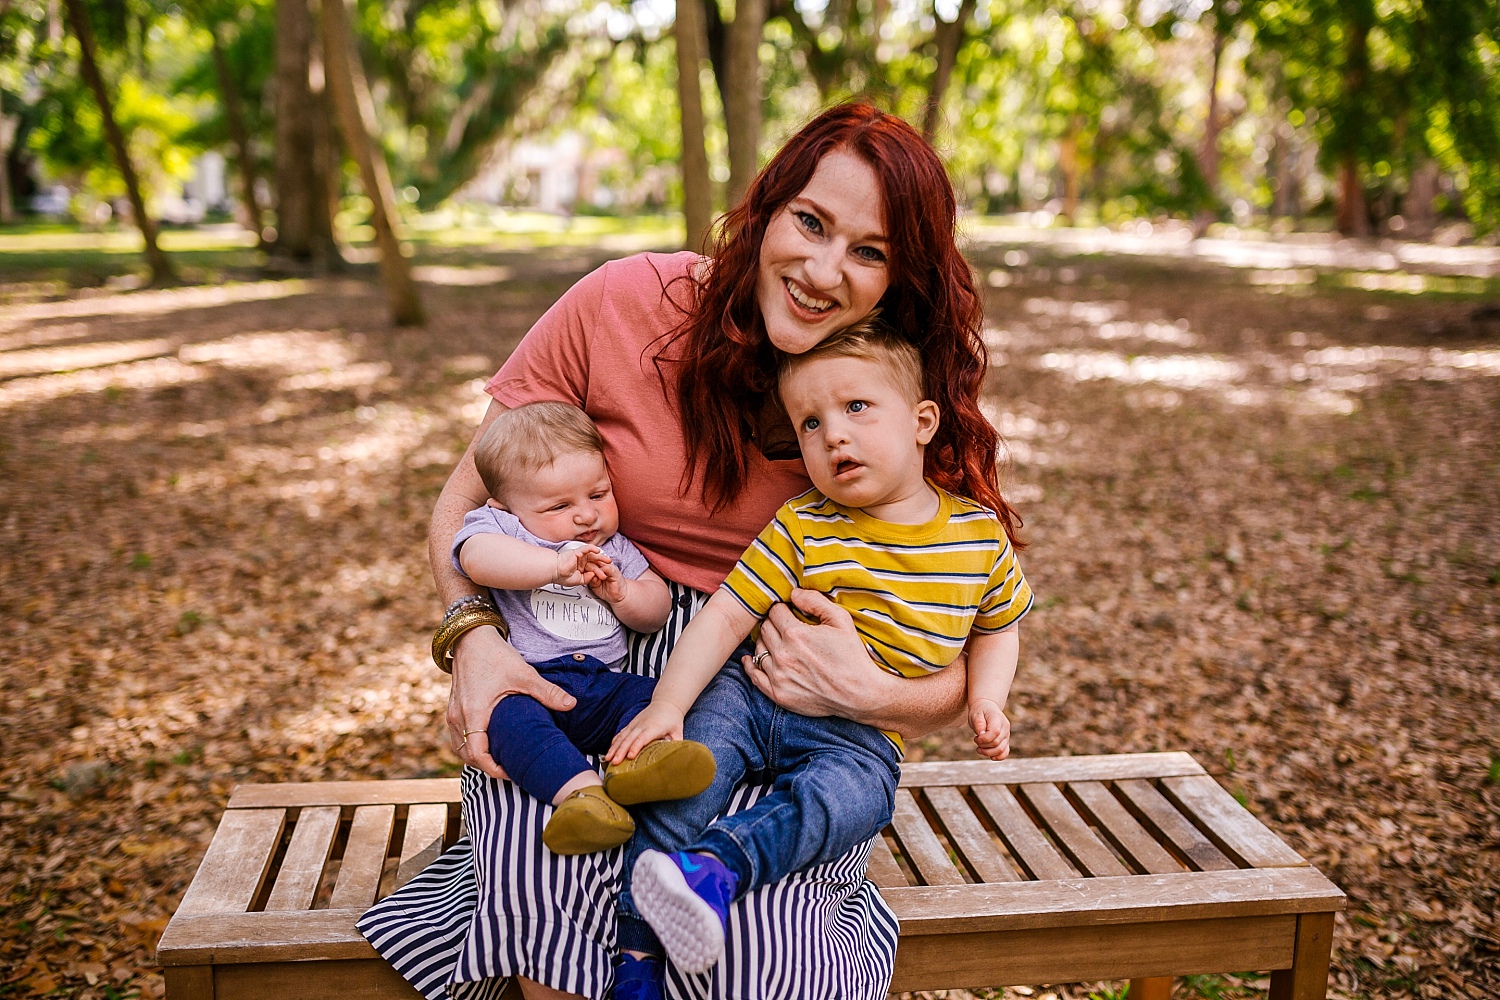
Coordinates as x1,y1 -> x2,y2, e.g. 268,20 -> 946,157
631,851 -> 725,974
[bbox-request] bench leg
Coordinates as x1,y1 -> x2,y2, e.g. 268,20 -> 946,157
163,967 -> 214,1000
1269,912 -> 1336,1000
1129,977 -> 1171,1000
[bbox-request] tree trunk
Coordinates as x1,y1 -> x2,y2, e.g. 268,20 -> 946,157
320,0 -> 424,325
1271,121 -> 1295,219
675,0 -> 712,252
306,22 -> 343,270
1337,158 -> 1369,237
920,0 -> 975,142
209,23 -> 268,248
0,107 -> 15,224
273,0 -> 322,260
1190,21 -> 1226,236
1197,24 -> 1225,191
61,0 -> 175,284
724,0 -> 766,208
1334,11 -> 1371,237
1057,121 -> 1081,223
701,0 -> 728,110
1402,158 -> 1439,240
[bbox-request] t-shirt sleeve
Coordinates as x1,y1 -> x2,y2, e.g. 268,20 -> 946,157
485,261 -> 610,409
451,506 -> 523,580
973,536 -> 1034,633
605,533 -> 653,581
720,504 -> 804,619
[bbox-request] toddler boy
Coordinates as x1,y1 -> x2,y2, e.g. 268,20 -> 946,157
604,319 -> 1033,992
454,402 -> 715,855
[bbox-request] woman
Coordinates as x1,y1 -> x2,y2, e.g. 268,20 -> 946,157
358,102 -> 1022,1000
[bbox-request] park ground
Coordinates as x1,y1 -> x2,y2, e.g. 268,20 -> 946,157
0,218 -> 1497,999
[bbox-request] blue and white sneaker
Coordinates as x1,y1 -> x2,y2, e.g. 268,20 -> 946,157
613,953 -> 664,1000
631,850 -> 738,974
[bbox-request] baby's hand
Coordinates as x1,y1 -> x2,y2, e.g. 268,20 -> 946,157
553,544 -> 604,587
588,559 -> 628,605
969,698 -> 1011,761
606,702 -> 684,764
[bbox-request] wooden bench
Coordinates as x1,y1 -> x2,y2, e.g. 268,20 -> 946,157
156,752 -> 1344,999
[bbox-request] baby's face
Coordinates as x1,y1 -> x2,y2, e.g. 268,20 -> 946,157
780,354 -> 938,512
494,449 -> 620,546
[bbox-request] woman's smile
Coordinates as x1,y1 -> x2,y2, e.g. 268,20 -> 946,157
784,278 -> 837,314
756,149 -> 891,355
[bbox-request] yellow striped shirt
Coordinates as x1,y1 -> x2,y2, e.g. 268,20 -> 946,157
722,487 -> 1033,749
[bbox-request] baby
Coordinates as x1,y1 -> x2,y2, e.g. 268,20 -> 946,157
454,402 -> 716,855
604,318 -> 1033,993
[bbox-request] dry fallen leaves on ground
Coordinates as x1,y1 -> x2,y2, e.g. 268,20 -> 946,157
1,241 -> 1496,999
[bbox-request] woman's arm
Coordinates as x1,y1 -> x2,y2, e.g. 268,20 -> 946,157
746,588 -> 969,741
434,399 -> 578,777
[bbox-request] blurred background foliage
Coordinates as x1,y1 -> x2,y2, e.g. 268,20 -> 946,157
0,0 -> 1497,256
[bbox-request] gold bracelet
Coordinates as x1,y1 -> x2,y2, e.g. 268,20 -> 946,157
431,607 -> 509,673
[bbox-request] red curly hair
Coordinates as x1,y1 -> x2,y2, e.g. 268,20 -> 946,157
664,102 -> 1023,546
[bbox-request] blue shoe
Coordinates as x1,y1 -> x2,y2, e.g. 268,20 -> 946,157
613,953 -> 664,1000
630,850 -> 738,974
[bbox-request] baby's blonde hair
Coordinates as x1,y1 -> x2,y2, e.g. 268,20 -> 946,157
474,402 -> 604,502
777,313 -> 926,404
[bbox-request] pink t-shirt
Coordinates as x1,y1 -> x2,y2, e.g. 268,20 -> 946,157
487,251 -> 812,593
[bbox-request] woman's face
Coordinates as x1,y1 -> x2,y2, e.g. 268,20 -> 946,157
755,148 -> 892,355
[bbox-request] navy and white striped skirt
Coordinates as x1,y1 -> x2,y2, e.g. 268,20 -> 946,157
357,582 -> 900,1000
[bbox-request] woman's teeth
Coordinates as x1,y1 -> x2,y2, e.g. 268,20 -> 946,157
786,280 -> 835,312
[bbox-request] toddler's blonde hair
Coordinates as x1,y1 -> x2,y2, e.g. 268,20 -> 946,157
777,312 -> 926,404
473,402 -> 605,502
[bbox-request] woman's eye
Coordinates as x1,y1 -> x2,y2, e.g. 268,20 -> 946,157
848,400 -> 868,413
796,211 -> 822,235
855,245 -> 887,263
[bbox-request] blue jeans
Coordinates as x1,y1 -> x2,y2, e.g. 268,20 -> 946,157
487,654 -> 656,805
617,658 -> 901,954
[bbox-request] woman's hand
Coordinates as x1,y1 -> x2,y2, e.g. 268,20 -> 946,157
606,702 -> 684,764
446,625 -> 578,778
743,588 -> 878,718
745,587 -> 971,738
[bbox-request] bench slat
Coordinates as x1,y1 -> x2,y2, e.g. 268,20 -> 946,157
228,779 -> 462,809
1114,779 -> 1237,872
396,804 -> 450,890
883,866 -> 1345,934
330,805 -> 394,909
157,907 -> 375,965
924,786 -> 1019,883
890,913 -> 1298,992
1068,782 -> 1182,875
1020,784 -> 1132,878
866,833 -> 906,888
970,784 -> 1076,881
898,752 -> 1205,788
265,806 -> 341,912
891,789 -> 965,885
175,809 -> 286,917
1160,775 -> 1306,869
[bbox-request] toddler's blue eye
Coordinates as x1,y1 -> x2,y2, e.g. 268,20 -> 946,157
802,416 -> 820,431
848,400 -> 868,413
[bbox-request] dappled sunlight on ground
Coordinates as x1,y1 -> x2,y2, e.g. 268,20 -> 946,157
1,233 -> 1497,999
